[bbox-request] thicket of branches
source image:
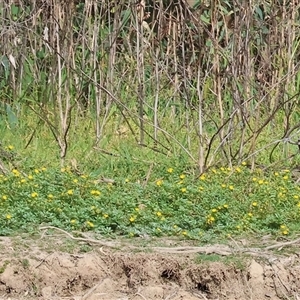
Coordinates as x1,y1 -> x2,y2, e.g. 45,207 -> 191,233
1,0 -> 300,170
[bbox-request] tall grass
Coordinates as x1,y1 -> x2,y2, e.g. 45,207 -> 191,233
1,0 -> 300,172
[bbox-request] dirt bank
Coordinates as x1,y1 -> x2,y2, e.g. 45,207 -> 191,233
0,232 -> 300,300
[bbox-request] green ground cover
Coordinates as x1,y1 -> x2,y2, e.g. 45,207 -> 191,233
1,1 -> 300,246
0,148 -> 299,241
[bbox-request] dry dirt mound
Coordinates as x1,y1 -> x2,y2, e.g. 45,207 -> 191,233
0,233 -> 300,300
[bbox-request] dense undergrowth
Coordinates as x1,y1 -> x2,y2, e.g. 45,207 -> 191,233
1,145 -> 300,241
1,1 -> 300,241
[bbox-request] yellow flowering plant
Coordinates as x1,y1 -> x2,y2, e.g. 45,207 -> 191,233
0,163 -> 298,240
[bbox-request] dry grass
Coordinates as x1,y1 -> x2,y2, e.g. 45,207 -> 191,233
1,1 -> 300,170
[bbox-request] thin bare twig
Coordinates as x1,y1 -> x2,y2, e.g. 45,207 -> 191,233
39,226 -> 120,248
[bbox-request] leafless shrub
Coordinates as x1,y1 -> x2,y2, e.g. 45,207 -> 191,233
1,0 -> 300,169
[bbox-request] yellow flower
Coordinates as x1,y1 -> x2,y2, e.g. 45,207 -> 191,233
211,208 -> 217,213
258,180 -> 264,185
248,213 -> 253,217
283,175 -> 289,180
199,186 -> 204,191
125,178 -> 129,183
86,221 -> 94,228
241,162 -> 247,166
103,214 -> 109,218
294,195 -> 299,199
274,172 -> 279,176
129,216 -> 135,222
6,214 -> 11,220
182,231 -> 187,236
28,175 -> 33,180
70,219 -> 76,224
181,187 -> 187,193
167,168 -> 173,173
180,174 -> 186,179
199,175 -> 206,181
229,185 -> 234,190
67,190 -> 73,195
73,179 -> 78,183
12,169 -> 20,177
48,194 -> 53,199
34,169 -> 39,174
156,228 -> 161,232
235,167 -> 241,173
252,177 -> 257,181
280,225 -> 286,229
2,195 -> 7,200
156,211 -> 162,217
135,207 -> 139,212
31,192 -> 38,198
91,190 -> 101,196
7,145 -> 14,150
61,168 -> 66,172
156,179 -> 163,186
223,204 -> 228,208
41,167 -> 47,172
282,230 -> 289,235
20,179 -> 26,183
221,184 -> 226,188
252,202 -> 258,207
207,216 -> 215,224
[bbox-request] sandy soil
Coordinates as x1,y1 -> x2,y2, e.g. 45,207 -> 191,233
0,230 -> 300,300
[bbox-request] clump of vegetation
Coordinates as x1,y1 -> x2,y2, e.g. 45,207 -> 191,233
0,154 -> 299,241
0,260 -> 9,274
1,1 -> 300,242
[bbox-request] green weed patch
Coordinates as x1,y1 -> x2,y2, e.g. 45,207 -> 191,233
0,162 -> 299,240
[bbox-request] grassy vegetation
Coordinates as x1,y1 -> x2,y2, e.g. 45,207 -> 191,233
1,1 -> 300,242
1,134 -> 300,241
194,253 -> 248,270
0,260 -> 9,274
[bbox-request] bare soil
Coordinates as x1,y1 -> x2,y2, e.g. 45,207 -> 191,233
0,230 -> 300,300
